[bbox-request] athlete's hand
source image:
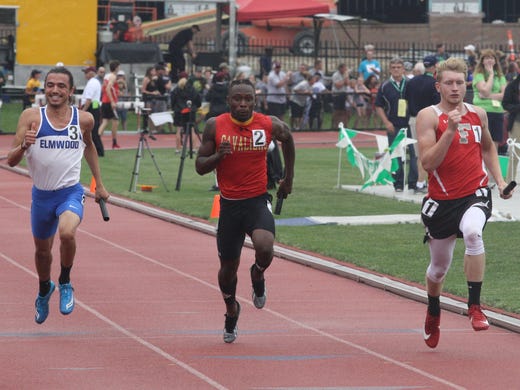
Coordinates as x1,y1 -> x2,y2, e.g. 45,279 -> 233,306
24,122 -> 38,148
498,181 -> 515,199
216,140 -> 232,159
446,109 -> 462,133
277,176 -> 293,199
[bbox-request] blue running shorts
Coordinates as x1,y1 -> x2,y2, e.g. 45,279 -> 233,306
31,183 -> 85,239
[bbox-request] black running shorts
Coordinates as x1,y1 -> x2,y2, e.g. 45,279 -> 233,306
421,187 -> 492,240
217,193 -> 275,260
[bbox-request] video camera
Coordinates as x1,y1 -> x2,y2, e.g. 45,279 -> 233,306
136,107 -> 156,140
179,100 -> 196,126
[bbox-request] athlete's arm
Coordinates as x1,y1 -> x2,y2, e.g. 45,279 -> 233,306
7,108 -> 39,167
195,117 -> 230,175
271,116 -> 295,198
476,106 -> 510,197
416,106 -> 456,172
81,111 -> 109,203
106,74 -> 117,108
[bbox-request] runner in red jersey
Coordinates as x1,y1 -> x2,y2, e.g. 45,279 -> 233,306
416,57 -> 513,348
196,79 -> 295,343
98,60 -> 121,149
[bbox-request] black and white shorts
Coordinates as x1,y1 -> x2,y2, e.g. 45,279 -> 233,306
421,187 -> 492,240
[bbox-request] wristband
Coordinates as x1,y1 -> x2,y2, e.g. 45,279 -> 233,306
20,140 -> 28,151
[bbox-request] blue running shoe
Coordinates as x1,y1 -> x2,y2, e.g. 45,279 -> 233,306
35,281 -> 55,324
59,282 -> 75,315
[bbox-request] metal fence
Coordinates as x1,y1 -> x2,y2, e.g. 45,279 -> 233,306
192,38 -> 514,79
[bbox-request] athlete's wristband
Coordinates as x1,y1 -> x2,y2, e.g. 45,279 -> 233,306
20,140 -> 28,151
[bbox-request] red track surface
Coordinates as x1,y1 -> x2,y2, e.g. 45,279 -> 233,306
1,133 -> 520,389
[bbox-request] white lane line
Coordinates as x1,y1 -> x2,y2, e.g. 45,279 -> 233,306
0,251 -> 228,390
0,194 -> 465,389
77,231 -> 465,390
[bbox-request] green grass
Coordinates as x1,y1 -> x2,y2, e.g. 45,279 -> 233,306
4,101 -> 520,314
0,101 -> 382,134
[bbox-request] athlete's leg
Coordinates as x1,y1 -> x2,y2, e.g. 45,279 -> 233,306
460,206 -> 487,310
98,118 -> 109,136
34,236 -> 55,287
250,228 -> 274,276
31,190 -> 59,295
426,235 -> 457,298
57,211 -> 81,270
111,118 -> 119,147
54,185 -> 84,284
218,256 -> 241,316
216,203 -> 244,317
460,206 -> 487,282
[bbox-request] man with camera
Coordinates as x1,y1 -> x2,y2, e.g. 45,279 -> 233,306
170,72 -> 201,153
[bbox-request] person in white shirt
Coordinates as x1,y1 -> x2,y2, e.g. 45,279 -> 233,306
289,72 -> 311,131
331,63 -> 353,129
309,73 -> 327,129
266,61 -> 292,120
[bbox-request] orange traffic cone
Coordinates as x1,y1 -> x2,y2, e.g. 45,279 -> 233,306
89,176 -> 96,193
210,194 -> 220,218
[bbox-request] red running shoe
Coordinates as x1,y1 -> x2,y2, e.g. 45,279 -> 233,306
423,310 -> 440,348
112,143 -> 121,149
468,304 -> 489,331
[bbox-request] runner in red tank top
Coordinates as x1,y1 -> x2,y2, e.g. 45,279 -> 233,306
416,57 -> 513,349
98,60 -> 121,149
196,79 -> 295,343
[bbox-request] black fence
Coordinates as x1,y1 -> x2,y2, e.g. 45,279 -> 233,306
187,39 -> 515,80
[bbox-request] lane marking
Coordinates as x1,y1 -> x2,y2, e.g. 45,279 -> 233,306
0,251 -> 228,390
77,231 -> 466,390
0,193 -> 466,390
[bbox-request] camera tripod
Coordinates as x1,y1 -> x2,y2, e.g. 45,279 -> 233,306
175,109 -> 202,191
129,108 -> 169,192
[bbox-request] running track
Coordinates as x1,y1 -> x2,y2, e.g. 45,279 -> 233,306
1,133 -> 520,389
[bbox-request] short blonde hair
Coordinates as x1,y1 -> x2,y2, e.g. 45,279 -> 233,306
435,57 -> 467,81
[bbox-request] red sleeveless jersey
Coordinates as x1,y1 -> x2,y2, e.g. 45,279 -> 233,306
428,104 -> 488,200
215,112 -> 273,200
101,76 -> 119,104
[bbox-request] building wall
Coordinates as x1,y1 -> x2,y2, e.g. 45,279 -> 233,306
13,0 -> 97,66
1,0 -> 97,85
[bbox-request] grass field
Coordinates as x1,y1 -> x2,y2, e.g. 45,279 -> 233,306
3,101 -> 520,314
0,100 -> 384,134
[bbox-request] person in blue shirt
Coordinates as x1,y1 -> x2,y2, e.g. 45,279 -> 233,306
358,44 -> 381,81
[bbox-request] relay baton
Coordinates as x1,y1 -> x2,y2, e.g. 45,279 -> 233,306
274,196 -> 284,215
503,181 -> 517,196
99,199 -> 110,221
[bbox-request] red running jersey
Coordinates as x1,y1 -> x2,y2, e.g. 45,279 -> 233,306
101,76 -> 119,104
215,112 -> 273,200
428,104 -> 488,200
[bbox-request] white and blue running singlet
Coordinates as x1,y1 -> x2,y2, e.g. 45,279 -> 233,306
26,106 -> 85,191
